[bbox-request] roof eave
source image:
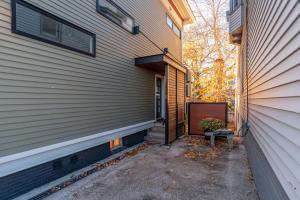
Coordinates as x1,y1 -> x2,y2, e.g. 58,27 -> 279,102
174,0 -> 195,25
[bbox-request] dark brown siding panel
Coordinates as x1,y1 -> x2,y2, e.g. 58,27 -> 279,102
177,70 -> 185,136
189,103 -> 227,135
177,71 -> 185,123
168,66 -> 177,143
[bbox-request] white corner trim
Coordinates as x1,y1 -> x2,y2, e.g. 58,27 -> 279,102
0,120 -> 155,178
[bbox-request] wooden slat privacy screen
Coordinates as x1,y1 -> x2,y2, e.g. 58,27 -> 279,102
188,103 -> 228,135
167,66 -> 177,143
177,70 -> 185,136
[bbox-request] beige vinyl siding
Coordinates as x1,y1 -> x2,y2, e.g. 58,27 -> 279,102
228,3 -> 243,33
239,0 -> 300,199
0,0 -> 182,156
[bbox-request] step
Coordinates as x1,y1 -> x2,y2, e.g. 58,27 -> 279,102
148,131 -> 164,138
145,130 -> 165,144
144,135 -> 164,143
151,126 -> 165,133
154,123 -> 165,127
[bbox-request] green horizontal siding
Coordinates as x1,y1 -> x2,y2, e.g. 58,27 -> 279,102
0,0 -> 182,156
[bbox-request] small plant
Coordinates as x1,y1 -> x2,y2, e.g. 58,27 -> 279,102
199,118 -> 225,132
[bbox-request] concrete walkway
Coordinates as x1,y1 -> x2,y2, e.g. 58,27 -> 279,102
45,136 -> 258,200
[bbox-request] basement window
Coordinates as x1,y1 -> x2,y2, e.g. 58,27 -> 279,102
12,0 -> 96,56
110,138 -> 123,150
97,0 -> 135,33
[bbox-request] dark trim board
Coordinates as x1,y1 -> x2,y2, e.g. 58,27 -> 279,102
0,143 -> 110,200
135,54 -> 186,74
135,54 -> 165,65
11,0 -> 96,57
0,130 -> 147,200
245,132 -> 289,200
122,130 -> 147,148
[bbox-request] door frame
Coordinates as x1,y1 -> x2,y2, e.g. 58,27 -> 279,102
155,74 -> 165,120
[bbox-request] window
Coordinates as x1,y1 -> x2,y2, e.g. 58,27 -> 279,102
186,70 -> 192,83
233,0 -> 239,8
41,15 -> 60,40
167,15 -> 173,28
12,0 -> 96,56
173,24 -> 181,37
110,138 -> 122,150
186,83 -> 191,97
231,0 -> 239,11
166,14 -> 181,38
97,0 -> 135,33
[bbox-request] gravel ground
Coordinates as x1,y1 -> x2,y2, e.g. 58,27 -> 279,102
45,136 -> 258,200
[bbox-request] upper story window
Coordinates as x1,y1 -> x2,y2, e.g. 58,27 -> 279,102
12,0 -> 96,56
173,24 -> 181,37
167,15 -> 173,28
166,15 -> 181,38
41,16 -> 60,40
230,0 -> 240,12
97,0 -> 135,33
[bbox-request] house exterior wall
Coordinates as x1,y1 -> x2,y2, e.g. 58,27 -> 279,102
0,0 -> 183,157
236,0 -> 300,199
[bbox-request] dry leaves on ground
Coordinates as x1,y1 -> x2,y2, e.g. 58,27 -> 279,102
183,136 -> 229,160
95,143 -> 150,170
47,143 -> 150,198
184,151 -> 199,159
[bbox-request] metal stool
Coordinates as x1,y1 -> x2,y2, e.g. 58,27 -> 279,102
205,130 -> 234,148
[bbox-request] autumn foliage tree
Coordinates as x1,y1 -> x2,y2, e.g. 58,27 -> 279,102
183,0 -> 237,108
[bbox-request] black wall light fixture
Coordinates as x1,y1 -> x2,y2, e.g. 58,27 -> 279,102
133,25 -> 140,35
